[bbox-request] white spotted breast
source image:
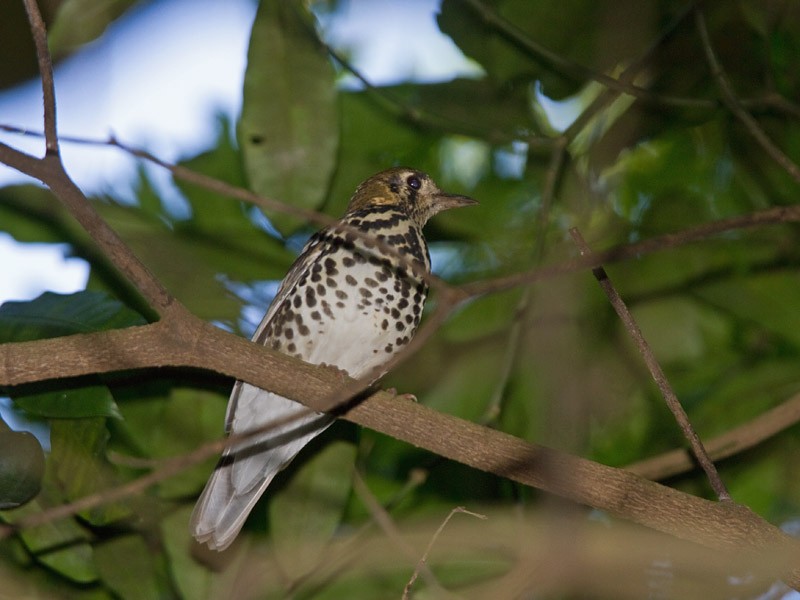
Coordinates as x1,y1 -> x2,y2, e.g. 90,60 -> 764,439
255,205 -> 429,380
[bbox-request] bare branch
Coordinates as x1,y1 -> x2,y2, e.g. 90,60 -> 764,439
694,7 -> 800,185
569,228 -> 729,501
627,391 -> 800,481
403,506 -> 487,599
22,0 -> 58,155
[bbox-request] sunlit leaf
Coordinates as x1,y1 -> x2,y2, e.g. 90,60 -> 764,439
239,1 -> 339,235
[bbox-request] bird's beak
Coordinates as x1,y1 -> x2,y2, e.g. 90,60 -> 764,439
432,192 -> 478,213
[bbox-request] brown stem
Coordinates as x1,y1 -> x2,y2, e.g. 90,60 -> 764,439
22,0 -> 58,155
569,228 -> 729,501
694,7 -> 800,185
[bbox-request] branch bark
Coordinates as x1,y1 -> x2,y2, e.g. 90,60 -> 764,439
2,319 -> 800,587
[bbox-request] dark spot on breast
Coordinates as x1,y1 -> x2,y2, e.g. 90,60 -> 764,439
337,301 -> 345,308
359,288 -> 373,298
322,301 -> 334,318
342,257 -> 355,268
293,295 -> 302,309
346,274 -> 357,286
336,290 -> 348,300
354,252 -> 367,264
385,344 -> 393,353
287,342 -> 296,353
395,321 -> 404,332
365,277 -> 378,288
375,271 -> 388,282
305,287 -> 317,307
324,258 -> 338,275
298,324 -> 310,336
310,310 -> 321,321
316,283 -> 326,296
381,319 -> 389,330
284,328 -> 294,339
391,308 -> 401,319
398,298 -> 409,309
326,277 -> 338,288
405,314 -> 414,324
311,272 -> 322,283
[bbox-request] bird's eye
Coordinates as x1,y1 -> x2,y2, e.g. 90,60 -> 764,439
407,175 -> 421,190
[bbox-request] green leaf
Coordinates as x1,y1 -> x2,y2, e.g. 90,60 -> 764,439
269,440 -> 357,579
239,1 -> 339,235
0,291 -> 144,342
0,291 -> 141,420
2,483 -> 98,584
0,426 -> 45,509
698,271 -> 800,349
161,507 -> 216,600
438,0 -> 600,98
50,419 -> 131,525
15,385 -> 121,419
94,535 -> 161,600
96,195 -> 293,322
0,185 -> 74,245
48,0 -> 138,57
115,387 -> 226,498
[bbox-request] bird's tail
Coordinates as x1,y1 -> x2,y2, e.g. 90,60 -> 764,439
190,386 -> 333,551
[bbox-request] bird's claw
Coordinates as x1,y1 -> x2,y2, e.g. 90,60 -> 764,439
386,387 -> 417,402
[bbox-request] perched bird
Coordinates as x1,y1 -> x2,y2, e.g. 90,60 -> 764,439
190,167 -> 476,550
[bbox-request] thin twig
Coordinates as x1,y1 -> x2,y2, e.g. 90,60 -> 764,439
694,7 -> 800,185
402,507 -> 487,599
352,472 -> 444,593
21,0 -> 58,155
460,203 -> 800,299
0,126 -> 453,296
459,0 -> 708,110
627,391 -> 800,481
569,228 -> 730,501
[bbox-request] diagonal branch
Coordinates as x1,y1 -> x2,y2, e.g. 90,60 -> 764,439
22,0 -> 58,155
570,228 -> 729,501
694,7 -> 800,185
2,319 -> 800,588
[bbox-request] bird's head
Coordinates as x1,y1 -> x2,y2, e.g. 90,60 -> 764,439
346,167 -> 477,227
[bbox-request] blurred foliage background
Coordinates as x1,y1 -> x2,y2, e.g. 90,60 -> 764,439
2,0 -> 800,597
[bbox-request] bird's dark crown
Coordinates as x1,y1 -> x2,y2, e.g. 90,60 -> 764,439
346,167 -> 476,227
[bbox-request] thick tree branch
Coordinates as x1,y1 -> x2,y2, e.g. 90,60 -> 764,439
2,320 -> 800,587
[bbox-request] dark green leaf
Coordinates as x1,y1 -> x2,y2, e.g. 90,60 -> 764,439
0,290 -> 144,342
0,427 -> 45,509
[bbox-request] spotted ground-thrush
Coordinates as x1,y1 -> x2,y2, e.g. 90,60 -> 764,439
190,167 -> 476,550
